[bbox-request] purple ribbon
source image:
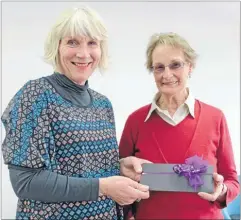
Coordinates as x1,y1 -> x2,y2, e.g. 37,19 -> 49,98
143,155 -> 209,191
173,155 -> 208,191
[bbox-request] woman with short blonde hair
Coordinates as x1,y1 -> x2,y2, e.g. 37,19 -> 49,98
1,6 -> 149,219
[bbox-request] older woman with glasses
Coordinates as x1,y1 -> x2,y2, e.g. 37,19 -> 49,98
119,32 -> 239,219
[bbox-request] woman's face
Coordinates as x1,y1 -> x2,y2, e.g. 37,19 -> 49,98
151,45 -> 192,96
57,35 -> 101,85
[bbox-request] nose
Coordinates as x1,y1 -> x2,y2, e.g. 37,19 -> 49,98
162,66 -> 173,79
76,45 -> 90,59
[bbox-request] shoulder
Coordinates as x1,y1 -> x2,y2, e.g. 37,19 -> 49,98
2,77 -> 53,116
16,77 -> 53,98
127,104 -> 152,123
198,100 -> 224,120
88,88 -> 113,108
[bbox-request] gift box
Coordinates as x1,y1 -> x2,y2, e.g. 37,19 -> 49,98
140,155 -> 214,193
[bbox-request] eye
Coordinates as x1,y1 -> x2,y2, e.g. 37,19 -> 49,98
155,64 -> 165,72
170,61 -> 182,69
67,39 -> 78,46
88,40 -> 98,46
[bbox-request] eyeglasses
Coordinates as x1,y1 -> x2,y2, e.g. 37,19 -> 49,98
151,61 -> 186,74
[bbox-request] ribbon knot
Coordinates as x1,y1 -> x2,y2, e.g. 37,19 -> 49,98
173,155 -> 208,191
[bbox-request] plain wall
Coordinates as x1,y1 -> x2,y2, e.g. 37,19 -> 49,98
1,2 -> 240,219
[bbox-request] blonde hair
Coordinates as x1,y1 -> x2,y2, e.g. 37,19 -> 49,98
146,32 -> 198,72
44,6 -> 108,72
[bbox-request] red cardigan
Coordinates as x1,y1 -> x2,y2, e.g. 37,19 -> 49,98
119,100 -> 239,219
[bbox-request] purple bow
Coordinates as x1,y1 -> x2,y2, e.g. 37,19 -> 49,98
173,155 -> 208,191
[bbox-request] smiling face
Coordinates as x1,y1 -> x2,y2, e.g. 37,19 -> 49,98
152,45 -> 192,96
57,35 -> 101,85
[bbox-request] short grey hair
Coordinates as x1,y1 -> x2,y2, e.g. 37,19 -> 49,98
146,32 -> 198,72
44,6 -> 108,72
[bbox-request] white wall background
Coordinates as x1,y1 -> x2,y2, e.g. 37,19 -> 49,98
1,2 -> 240,219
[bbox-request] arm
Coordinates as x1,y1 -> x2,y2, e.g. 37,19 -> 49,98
3,84 -> 149,205
216,112 -> 239,207
9,165 -> 99,202
9,163 -> 150,204
2,81 -> 99,202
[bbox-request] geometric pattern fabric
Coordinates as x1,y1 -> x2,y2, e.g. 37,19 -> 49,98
2,78 -> 123,219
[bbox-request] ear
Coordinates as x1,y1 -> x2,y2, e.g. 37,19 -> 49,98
188,63 -> 193,77
188,63 -> 193,72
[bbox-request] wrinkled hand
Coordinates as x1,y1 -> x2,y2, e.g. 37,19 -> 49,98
120,156 -> 152,181
198,173 -> 227,202
99,176 -> 150,205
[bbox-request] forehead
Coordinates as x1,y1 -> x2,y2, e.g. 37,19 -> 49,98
152,45 -> 185,64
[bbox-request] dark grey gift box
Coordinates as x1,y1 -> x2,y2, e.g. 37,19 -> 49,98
140,163 -> 214,193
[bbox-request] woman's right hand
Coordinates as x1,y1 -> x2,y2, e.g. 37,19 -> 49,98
99,176 -> 149,205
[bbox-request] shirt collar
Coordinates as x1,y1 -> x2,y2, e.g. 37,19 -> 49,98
185,90 -> 195,118
144,88 -> 195,122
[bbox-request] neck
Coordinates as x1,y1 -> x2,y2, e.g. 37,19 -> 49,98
157,88 -> 189,115
55,69 -> 86,86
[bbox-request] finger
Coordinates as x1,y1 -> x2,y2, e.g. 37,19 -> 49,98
140,159 -> 153,164
135,183 -> 149,192
198,192 -> 214,201
132,159 -> 143,173
128,179 -> 149,192
134,174 -> 141,182
136,189 -> 150,199
198,183 -> 223,202
126,185 -> 150,201
124,172 -> 138,181
132,158 -> 153,173
213,173 -> 224,183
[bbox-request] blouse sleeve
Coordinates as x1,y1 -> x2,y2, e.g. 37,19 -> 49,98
1,80 -> 52,169
216,112 -> 240,207
2,80 -> 100,202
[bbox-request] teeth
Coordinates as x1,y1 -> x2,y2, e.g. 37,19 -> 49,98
163,81 -> 178,85
74,63 -> 88,67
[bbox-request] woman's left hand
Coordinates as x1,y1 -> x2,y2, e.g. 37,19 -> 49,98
198,173 -> 227,202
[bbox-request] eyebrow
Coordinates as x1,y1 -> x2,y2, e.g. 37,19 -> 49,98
65,36 -> 99,43
153,59 -> 182,66
66,37 -> 79,40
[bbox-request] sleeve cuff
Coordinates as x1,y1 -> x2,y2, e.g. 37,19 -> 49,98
215,182 -> 232,209
90,178 -> 99,200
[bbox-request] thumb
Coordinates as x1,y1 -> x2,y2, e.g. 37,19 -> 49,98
132,159 -> 143,173
140,159 -> 153,164
213,173 -> 224,183
133,158 -> 152,173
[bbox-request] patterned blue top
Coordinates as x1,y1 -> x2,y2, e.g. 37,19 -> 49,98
1,77 -> 123,219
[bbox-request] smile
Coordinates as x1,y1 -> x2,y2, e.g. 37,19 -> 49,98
162,81 -> 178,85
71,62 -> 91,67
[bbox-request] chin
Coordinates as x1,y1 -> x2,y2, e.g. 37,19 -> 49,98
160,87 -> 177,94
